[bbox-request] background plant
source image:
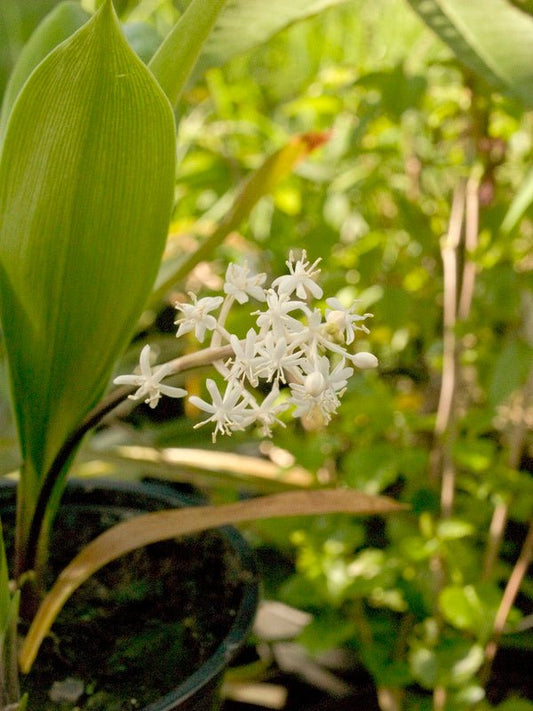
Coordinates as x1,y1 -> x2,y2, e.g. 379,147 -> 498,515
0,1 -> 532,710
77,1 -> 530,709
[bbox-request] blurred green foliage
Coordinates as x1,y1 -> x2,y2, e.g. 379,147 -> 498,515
0,0 -> 531,709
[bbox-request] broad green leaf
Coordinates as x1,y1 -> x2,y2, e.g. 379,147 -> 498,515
148,0 -> 227,107
192,0 -> 351,78
151,132 -> 330,303
19,489 -> 406,672
0,2 -> 90,142
0,1 -> 175,550
407,0 -> 533,107
148,0 -> 350,101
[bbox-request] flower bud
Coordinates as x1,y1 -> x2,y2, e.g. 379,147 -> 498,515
326,309 -> 346,327
304,371 -> 326,396
352,352 -> 378,369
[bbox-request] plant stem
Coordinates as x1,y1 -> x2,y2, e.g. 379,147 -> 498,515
21,344 -> 234,580
428,180 -> 466,521
428,173 -> 480,711
482,365 -> 533,581
480,519 -> 533,685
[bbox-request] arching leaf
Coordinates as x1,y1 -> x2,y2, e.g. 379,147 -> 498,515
19,488 -> 407,672
407,0 -> 533,107
195,0 -> 350,76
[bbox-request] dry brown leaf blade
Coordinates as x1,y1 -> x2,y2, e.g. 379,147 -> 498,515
20,489 -> 406,673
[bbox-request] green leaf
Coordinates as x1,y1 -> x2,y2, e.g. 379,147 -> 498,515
297,610 -> 357,653
193,0 -> 350,78
407,0 -> 533,107
410,646 -> 437,688
0,0 -> 61,104
0,519 -> 10,635
436,519 -> 474,540
0,1 -> 175,544
489,337 -> 533,405
439,585 -> 483,632
148,0 -> 227,107
501,165 -> 533,232
0,2 -> 90,142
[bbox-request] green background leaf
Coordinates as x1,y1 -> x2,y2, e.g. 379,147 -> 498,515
0,1 -> 175,538
192,0 -> 350,78
406,0 -> 533,107
0,1 -> 90,141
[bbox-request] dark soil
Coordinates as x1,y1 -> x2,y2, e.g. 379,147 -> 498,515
3,485 -> 251,710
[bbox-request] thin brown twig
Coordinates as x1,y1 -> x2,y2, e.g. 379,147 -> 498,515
435,181 -> 464,439
458,172 -> 480,321
482,367 -> 533,581
481,520 -> 533,685
429,181 -> 466,520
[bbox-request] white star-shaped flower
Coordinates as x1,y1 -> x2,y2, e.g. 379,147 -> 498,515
272,250 -> 323,300
113,345 -> 187,409
175,294 -> 224,342
188,378 -> 252,441
254,333 -> 306,384
255,290 -> 307,339
229,329 -> 263,386
245,386 -> 289,437
224,262 -> 267,303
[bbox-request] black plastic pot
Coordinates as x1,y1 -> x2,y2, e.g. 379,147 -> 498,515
0,478 -> 259,711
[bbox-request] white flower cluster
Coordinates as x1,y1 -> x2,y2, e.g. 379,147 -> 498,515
114,251 -> 377,441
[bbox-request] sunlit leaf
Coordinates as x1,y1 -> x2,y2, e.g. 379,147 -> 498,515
20,489 -> 406,672
407,0 -> 533,107
439,585 -> 483,632
436,519 -> 474,540
193,0 -> 351,78
0,1 -> 175,550
148,0 -> 226,107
